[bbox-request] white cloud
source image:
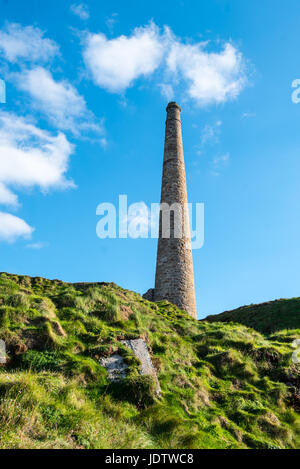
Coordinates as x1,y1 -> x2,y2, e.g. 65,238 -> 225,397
0,111 -> 74,198
15,67 -> 103,135
166,41 -> 246,106
70,3 -> 90,20
0,211 -> 34,242
0,23 -> 58,63
0,112 -> 75,242
82,22 -> 247,106
83,22 -> 165,93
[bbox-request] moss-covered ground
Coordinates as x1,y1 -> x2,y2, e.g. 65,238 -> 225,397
0,272 -> 299,449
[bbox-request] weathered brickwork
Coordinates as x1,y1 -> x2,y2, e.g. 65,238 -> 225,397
153,102 -> 197,319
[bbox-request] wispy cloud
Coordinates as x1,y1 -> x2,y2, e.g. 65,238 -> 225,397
0,23 -> 58,63
0,183 -> 19,208
242,111 -> 256,118
200,120 -> 222,145
26,241 -> 49,249
106,13 -> 119,34
70,3 -> 90,21
159,83 -> 174,101
194,120 -> 222,157
211,152 -> 230,176
15,67 -> 104,136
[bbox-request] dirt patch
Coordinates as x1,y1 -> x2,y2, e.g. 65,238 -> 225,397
119,304 -> 134,320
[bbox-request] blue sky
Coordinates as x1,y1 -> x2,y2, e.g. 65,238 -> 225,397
1,0 -> 300,319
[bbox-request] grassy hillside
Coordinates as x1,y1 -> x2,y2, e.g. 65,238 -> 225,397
0,272 -> 299,449
204,299 -> 300,334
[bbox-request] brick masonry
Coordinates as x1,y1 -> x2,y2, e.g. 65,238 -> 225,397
152,102 -> 197,319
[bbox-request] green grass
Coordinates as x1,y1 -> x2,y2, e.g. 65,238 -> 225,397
204,298 -> 300,334
0,272 -> 299,449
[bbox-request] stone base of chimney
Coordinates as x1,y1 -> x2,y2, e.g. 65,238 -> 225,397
142,288 -> 155,301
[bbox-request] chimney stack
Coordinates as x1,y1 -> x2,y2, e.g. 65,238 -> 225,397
153,102 -> 197,319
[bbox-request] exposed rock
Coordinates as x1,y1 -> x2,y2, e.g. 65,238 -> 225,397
121,339 -> 161,396
100,354 -> 128,382
100,338 -> 161,396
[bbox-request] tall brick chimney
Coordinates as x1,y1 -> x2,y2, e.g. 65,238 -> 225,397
153,102 -> 197,319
